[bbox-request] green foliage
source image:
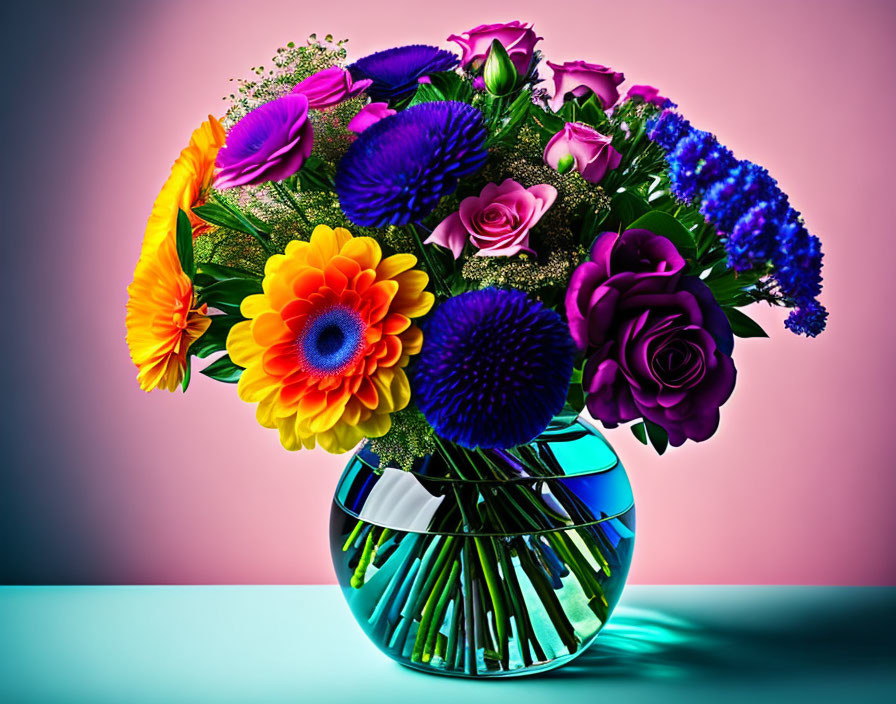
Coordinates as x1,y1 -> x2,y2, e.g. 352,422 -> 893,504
723,307 -> 769,338
628,210 -> 698,262
175,209 -> 196,280
200,355 -> 244,383
631,420 -> 669,455
190,315 -> 244,359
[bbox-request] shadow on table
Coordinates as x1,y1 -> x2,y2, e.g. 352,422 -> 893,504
543,589 -> 896,682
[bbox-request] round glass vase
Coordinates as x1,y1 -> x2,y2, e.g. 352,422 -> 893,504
329,416 -> 635,678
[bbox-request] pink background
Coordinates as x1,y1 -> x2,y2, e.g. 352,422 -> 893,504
6,0 -> 894,585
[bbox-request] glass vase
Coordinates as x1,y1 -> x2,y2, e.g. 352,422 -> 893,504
329,417 -> 635,678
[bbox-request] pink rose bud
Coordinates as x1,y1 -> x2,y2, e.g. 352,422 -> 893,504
448,21 -> 542,76
425,179 -> 557,259
291,66 -> 372,110
546,60 -> 625,112
544,122 -> 622,184
346,102 -> 397,133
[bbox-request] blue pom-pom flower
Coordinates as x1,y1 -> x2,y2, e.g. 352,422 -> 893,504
700,162 -> 785,233
348,45 -> 459,103
336,101 -> 487,227
413,288 -> 576,449
667,129 -> 736,203
646,110 -> 691,151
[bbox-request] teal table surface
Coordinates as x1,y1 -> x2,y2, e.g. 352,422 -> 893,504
1,586 -> 893,704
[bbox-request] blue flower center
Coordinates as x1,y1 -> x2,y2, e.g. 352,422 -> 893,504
299,307 -> 365,375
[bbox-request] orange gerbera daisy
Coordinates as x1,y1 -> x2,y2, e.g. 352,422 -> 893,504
126,235 -> 211,391
226,225 -> 434,453
126,116 -> 224,391
142,115 -> 226,250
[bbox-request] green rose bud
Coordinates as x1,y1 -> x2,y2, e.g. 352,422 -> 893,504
483,39 -> 518,97
555,152 -> 576,175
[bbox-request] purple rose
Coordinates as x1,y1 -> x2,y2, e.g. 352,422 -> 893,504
544,122 -> 622,183
566,229 -> 736,446
291,66 -> 372,109
346,102 -> 396,133
214,94 -> 313,189
425,178 -> 557,258
448,21 -> 542,75
626,84 -> 667,108
547,60 -> 625,112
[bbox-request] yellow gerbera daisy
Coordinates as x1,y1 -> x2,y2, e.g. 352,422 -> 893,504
226,225 -> 434,453
126,116 -> 224,391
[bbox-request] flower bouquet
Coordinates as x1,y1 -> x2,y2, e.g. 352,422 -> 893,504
126,21 -> 826,677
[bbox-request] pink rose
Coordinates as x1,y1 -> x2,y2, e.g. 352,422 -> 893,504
425,179 -> 557,258
291,67 -> 372,109
546,60 -> 625,112
347,102 -> 397,133
626,84 -> 668,107
544,122 -> 622,184
448,21 -> 542,76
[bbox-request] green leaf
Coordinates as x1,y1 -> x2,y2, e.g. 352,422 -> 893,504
175,209 -> 196,280
199,277 -> 263,308
181,356 -> 192,392
192,203 -> 250,234
565,364 -> 586,414
489,90 -> 532,145
608,191 -> 651,231
631,421 -> 648,445
428,71 -> 473,102
529,103 -> 565,139
200,355 -> 244,383
723,307 -> 769,338
190,315 -> 243,359
196,261 -> 262,282
408,82 -> 446,107
644,419 -> 669,455
628,211 -> 698,261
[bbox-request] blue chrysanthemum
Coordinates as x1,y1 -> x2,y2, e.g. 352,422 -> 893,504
667,129 -> 736,202
784,301 -> 828,337
335,101 -> 487,227
726,201 -> 778,271
348,44 -> 460,103
701,162 -> 786,233
646,110 -> 691,151
413,289 -> 576,450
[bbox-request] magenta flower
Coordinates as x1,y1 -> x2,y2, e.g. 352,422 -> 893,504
425,178 -> 557,258
547,60 -> 625,112
347,102 -> 396,133
566,229 -> 736,446
448,21 -> 542,75
214,94 -> 313,189
291,66 -> 372,109
544,122 -> 622,184
626,84 -> 668,107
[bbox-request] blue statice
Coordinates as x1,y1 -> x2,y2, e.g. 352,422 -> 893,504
335,101 -> 487,227
646,110 -> 691,151
667,129 -> 736,202
348,45 -> 459,103
701,162 -> 786,233
773,214 -> 824,302
784,301 -> 828,337
412,289 -> 575,449
726,202 -> 778,271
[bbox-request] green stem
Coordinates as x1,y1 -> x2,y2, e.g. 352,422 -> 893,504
408,223 -> 450,298
474,536 -> 509,668
269,181 -> 312,227
212,194 -> 275,255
